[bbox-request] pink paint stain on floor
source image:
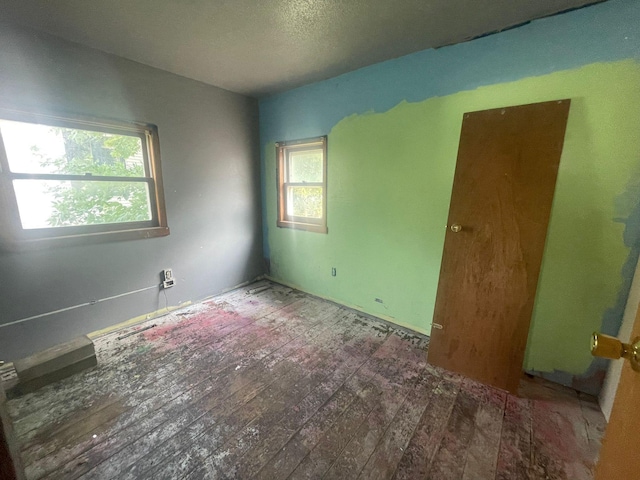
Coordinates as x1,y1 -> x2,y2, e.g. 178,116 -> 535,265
143,309 -> 247,347
532,399 -> 593,479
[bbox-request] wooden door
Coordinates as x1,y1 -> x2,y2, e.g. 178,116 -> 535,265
427,100 -> 571,393
595,304 -> 640,478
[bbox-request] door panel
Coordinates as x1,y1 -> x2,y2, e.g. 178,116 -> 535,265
595,304 -> 640,478
427,100 -> 571,393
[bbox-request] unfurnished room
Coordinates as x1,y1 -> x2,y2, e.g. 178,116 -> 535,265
0,0 -> 639,479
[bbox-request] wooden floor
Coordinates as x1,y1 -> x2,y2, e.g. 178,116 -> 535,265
5,281 -> 605,479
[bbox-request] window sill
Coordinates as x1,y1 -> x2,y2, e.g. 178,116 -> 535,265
0,226 -> 170,251
277,220 -> 327,234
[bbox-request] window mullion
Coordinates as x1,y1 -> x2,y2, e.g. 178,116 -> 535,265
285,182 -> 323,187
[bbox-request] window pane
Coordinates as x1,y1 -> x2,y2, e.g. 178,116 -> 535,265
288,149 -> 323,183
0,120 -> 145,177
13,179 -> 152,229
286,186 -> 323,219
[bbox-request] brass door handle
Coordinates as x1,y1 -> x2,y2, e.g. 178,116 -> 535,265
450,223 -> 462,233
591,332 -> 640,372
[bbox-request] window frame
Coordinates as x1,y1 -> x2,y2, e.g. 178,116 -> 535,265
0,107 -> 169,250
276,136 -> 327,234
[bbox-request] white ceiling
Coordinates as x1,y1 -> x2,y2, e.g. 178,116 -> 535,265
0,0 -> 603,98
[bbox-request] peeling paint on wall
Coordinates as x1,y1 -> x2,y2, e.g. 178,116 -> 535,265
260,0 -> 640,394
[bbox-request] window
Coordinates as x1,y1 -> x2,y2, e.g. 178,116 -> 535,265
276,136 -> 327,233
0,108 -> 169,248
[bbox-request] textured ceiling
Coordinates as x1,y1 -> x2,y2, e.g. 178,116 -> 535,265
0,0 -> 603,97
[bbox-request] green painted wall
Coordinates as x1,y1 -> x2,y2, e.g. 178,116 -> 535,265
265,60 -> 640,381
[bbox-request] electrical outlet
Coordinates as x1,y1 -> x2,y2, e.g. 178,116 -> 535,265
162,268 -> 175,288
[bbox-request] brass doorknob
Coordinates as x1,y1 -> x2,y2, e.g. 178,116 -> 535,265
591,332 -> 640,372
450,223 -> 462,233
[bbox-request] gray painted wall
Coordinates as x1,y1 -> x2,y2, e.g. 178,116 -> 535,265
0,26 -> 264,361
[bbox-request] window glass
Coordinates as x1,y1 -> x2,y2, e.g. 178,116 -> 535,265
0,120 -> 145,177
286,186 -> 323,218
288,149 -> 323,183
13,179 -> 152,229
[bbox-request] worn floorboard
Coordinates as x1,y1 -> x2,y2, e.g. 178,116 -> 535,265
5,281 -> 605,479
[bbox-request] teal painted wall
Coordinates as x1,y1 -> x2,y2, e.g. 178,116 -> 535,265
260,0 -> 640,394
